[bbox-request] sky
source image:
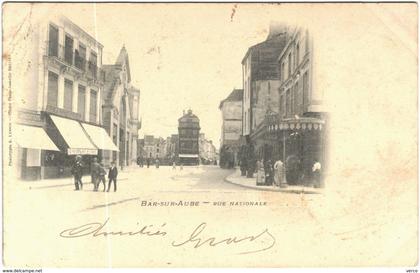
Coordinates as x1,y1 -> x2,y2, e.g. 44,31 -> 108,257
61,4 -> 278,148
6,3 -> 309,148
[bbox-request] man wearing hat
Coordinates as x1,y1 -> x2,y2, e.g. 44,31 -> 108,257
107,161 -> 118,192
71,155 -> 83,191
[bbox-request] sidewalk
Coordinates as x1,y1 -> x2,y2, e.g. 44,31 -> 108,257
18,167 -> 134,190
224,169 -> 323,194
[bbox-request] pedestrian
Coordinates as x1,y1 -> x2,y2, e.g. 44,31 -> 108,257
273,159 -> 286,187
107,161 -> 118,192
155,158 -> 160,169
90,157 -> 100,191
312,160 -> 322,188
146,158 -> 150,168
256,160 -> 265,186
172,161 -> 176,170
71,155 -> 83,190
95,160 -> 107,192
264,159 -> 274,186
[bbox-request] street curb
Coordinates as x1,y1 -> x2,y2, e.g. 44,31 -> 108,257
31,177 -> 129,189
223,174 -> 321,194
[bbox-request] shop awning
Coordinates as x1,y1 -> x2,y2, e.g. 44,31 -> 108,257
268,117 -> 325,132
179,154 -> 199,158
49,115 -> 97,155
81,123 -> 119,151
14,124 -> 59,151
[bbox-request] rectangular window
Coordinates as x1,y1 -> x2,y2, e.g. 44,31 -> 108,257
286,89 -> 290,117
288,53 -> 292,77
303,71 -> 309,109
294,83 -> 300,114
280,95 -> 284,117
47,71 -> 58,107
281,62 -> 285,81
89,89 -> 97,122
64,34 -> 73,65
77,85 -> 86,118
75,43 -> 86,71
79,43 -> 86,59
89,51 -> 98,78
291,87 -> 294,115
63,79 -> 73,111
296,43 -> 300,66
48,25 -> 59,57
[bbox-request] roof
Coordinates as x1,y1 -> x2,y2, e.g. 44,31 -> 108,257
115,46 -> 131,83
219,89 -> 243,109
178,110 -> 200,122
102,46 -> 134,103
241,32 -> 289,81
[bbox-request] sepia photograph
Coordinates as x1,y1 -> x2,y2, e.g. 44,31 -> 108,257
2,2 -> 418,269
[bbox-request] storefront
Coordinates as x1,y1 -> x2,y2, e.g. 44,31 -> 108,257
41,114 -> 118,179
267,117 -> 326,185
179,154 -> 199,165
14,124 -> 60,180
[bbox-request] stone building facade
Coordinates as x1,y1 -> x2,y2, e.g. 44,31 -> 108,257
219,88 -> 243,167
101,46 -> 141,168
178,110 -> 200,165
267,27 -> 327,185
13,16 -> 119,180
199,133 -> 217,164
241,24 -> 289,158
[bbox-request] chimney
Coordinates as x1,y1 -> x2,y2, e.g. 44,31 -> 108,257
267,21 -> 286,39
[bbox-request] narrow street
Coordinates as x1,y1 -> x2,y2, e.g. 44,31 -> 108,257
4,165 -> 325,267
3,166 -> 416,267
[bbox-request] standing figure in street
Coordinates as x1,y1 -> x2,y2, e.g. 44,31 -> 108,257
172,161 -> 176,170
107,161 -> 118,192
146,158 -> 150,168
95,161 -> 107,192
71,155 -> 83,191
264,159 -> 274,186
312,160 -> 322,188
155,158 -> 160,169
273,159 -> 286,187
256,160 -> 265,186
285,155 -> 301,185
90,157 -> 100,191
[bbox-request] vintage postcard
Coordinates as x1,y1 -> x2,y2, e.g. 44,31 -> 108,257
2,2 -> 418,268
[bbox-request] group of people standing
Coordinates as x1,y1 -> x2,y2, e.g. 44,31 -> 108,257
256,159 -> 287,187
255,157 -> 322,188
71,156 -> 119,192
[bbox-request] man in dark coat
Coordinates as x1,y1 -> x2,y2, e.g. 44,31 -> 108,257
90,157 -> 100,191
71,155 -> 83,191
95,160 -> 107,192
107,161 -> 118,192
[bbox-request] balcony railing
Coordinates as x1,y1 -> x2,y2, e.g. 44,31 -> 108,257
46,41 -> 104,82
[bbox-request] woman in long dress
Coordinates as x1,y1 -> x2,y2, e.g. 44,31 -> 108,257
256,160 -> 265,185
273,159 -> 286,187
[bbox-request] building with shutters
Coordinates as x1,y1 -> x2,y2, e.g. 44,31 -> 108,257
13,16 -> 119,180
241,23 -> 289,159
266,26 -> 328,185
178,110 -> 200,165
